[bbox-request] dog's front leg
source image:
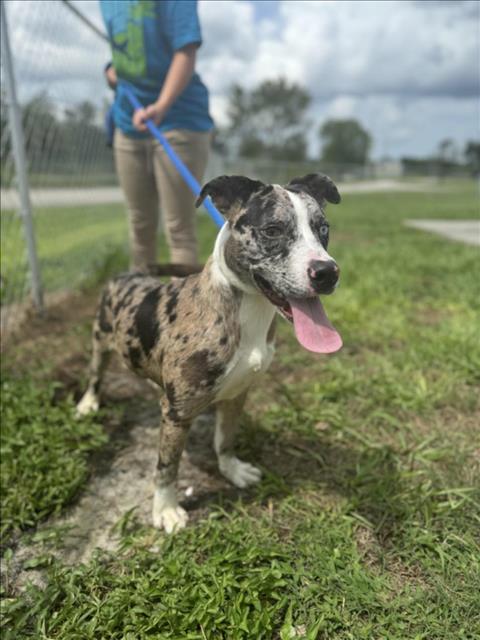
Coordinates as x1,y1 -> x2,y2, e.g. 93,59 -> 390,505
152,397 -> 190,533
214,392 -> 262,488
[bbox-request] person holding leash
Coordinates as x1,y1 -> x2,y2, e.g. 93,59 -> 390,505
100,0 -> 214,271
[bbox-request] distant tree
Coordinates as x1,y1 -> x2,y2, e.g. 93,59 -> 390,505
77,101 -> 96,125
22,92 -> 57,131
282,134 -> 308,163
0,89 -> 114,184
435,138 -> 463,179
16,94 -> 106,176
437,138 -> 459,163
319,119 -> 372,165
64,100 -> 96,125
464,141 -> 480,177
226,78 -> 311,161
21,93 -> 62,171
211,129 -> 228,155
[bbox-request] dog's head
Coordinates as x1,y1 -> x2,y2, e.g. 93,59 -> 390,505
196,173 -> 342,353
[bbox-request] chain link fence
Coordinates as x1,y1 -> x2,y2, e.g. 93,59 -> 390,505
1,0 -> 122,337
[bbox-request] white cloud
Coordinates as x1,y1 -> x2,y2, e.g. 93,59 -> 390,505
209,93 -> 230,128
3,0 -> 478,158
4,0 -> 110,114
198,0 -> 479,98
197,0 -> 479,157
325,96 -> 358,120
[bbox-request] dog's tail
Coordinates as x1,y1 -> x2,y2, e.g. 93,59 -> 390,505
146,263 -> 204,278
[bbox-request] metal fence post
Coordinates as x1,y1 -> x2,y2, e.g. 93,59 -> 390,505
1,0 -> 43,310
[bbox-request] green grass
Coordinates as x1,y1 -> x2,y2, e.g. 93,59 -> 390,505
0,204 -> 129,298
0,377 -> 106,542
0,204 -> 227,301
26,173 -> 118,188
1,185 -> 480,638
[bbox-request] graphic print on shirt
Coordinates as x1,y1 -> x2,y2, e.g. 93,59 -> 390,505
108,1 -> 156,80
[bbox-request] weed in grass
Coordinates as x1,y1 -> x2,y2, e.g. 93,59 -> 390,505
0,376 -> 106,546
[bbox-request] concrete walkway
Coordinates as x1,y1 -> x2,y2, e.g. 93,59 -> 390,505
1,180 -> 442,210
1,187 -> 124,209
405,220 -> 480,246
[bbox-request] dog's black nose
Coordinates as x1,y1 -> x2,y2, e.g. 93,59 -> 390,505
308,260 -> 339,293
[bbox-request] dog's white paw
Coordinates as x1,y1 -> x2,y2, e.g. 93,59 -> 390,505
219,456 -> 262,488
76,390 -> 99,417
152,485 -> 188,534
153,505 -> 188,533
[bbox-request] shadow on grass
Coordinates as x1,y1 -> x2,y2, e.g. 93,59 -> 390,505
180,413 -> 414,547
50,365 -> 420,549
262,429 -> 407,543
53,360 -> 160,479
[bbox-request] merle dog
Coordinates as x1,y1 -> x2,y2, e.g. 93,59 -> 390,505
77,173 -> 342,532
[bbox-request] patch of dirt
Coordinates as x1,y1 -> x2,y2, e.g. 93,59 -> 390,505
1,356 -> 245,595
1,288 -> 99,380
51,411 -> 228,568
352,525 -> 428,590
413,306 -> 450,327
354,525 -> 382,569
1,288 -> 95,343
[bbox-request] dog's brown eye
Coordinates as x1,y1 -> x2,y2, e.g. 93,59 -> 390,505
261,225 -> 284,239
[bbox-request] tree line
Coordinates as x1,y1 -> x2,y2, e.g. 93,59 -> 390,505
214,78 -> 372,167
1,79 -> 479,183
216,78 -> 478,176
0,92 -> 113,185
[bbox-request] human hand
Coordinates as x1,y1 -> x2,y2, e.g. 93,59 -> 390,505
132,101 -> 166,132
104,64 -> 117,90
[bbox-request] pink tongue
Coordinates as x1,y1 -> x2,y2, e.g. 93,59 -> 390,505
288,297 -> 342,354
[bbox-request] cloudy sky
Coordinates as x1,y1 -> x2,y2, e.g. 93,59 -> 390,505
4,0 -> 479,160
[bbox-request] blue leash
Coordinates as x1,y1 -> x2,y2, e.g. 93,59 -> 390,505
124,86 -> 224,229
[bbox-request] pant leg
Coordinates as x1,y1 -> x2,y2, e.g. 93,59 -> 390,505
152,129 -> 211,265
114,129 -> 160,271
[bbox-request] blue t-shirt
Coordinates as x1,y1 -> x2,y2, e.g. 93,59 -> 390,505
100,0 -> 214,137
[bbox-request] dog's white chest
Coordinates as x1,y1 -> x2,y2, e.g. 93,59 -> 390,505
215,295 -> 275,401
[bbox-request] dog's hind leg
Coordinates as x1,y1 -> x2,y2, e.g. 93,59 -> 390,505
152,396 -> 190,533
214,391 -> 262,488
76,318 -> 111,416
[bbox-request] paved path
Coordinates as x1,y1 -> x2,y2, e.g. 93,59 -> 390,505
1,180 -> 442,210
1,187 -> 124,209
406,220 -> 480,246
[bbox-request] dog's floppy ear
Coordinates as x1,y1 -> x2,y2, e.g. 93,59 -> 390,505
195,175 -> 265,219
287,173 -> 341,206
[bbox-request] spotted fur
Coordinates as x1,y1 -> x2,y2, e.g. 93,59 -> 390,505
78,173 -> 341,533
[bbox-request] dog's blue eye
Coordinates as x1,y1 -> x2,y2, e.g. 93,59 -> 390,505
262,225 -> 284,239
320,224 -> 329,236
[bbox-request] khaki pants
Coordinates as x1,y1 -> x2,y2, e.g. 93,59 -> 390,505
114,128 -> 210,270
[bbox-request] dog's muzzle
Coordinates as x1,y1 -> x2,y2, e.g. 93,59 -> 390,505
307,260 -> 339,294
